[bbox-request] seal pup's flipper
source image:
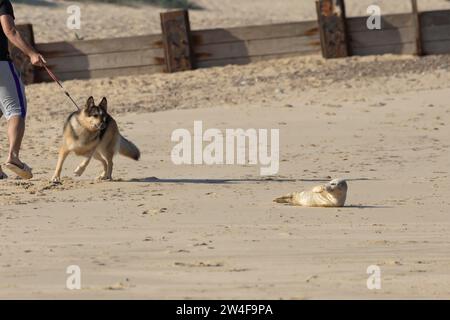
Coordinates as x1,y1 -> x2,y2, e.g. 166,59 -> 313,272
274,193 -> 296,204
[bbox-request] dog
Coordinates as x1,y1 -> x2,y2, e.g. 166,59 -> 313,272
52,96 -> 140,183
274,179 -> 348,207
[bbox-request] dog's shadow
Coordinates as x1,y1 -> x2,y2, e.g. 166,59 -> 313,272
127,177 -> 335,184
126,177 -> 376,184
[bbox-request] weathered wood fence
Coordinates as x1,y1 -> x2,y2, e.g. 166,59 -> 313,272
316,0 -> 450,58
9,0 -> 450,84
16,17 -> 320,84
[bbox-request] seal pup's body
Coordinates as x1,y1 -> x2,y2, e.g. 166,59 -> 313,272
52,97 -> 140,183
274,179 -> 348,207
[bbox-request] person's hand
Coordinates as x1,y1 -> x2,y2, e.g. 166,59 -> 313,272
29,52 -> 46,66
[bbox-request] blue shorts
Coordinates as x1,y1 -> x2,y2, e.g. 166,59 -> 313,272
0,60 -> 27,120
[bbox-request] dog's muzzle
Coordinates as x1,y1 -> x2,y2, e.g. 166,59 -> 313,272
95,122 -> 106,131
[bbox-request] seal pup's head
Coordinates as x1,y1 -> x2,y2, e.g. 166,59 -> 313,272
325,178 -> 348,206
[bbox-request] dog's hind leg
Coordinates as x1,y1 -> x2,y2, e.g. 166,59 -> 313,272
104,154 -> 114,181
52,145 -> 70,183
99,151 -> 114,181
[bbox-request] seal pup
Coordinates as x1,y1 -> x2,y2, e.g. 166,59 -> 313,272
274,179 -> 348,207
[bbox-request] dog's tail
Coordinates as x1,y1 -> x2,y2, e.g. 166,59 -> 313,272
273,193 -> 296,204
119,135 -> 140,161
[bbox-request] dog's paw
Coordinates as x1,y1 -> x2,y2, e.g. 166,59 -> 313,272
96,173 -> 112,181
51,176 -> 62,184
74,166 -> 86,177
96,172 -> 106,180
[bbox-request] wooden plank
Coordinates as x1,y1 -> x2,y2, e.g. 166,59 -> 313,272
44,48 -> 165,73
422,40 -> 450,55
351,42 -> 416,56
194,35 -> 321,61
9,24 -> 35,84
191,21 -> 319,45
316,0 -> 349,58
348,27 -> 415,48
420,9 -> 450,27
411,0 -> 422,56
160,10 -> 193,72
35,65 -> 164,82
346,13 -> 413,33
196,51 -> 318,69
35,34 -> 163,58
422,24 -> 450,41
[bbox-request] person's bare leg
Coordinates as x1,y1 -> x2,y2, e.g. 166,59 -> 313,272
0,113 -> 6,178
6,115 -> 25,167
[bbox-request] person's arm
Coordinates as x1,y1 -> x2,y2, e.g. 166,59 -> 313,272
0,14 -> 46,66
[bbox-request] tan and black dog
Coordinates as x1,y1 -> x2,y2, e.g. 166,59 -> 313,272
52,97 -> 140,183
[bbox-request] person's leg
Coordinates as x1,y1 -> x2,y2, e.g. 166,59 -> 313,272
3,61 -> 28,168
1,61 -> 29,178
6,115 -> 25,168
0,63 -> 8,178
0,111 -> 5,179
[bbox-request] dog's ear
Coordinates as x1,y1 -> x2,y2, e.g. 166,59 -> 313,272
86,96 -> 95,109
99,97 -> 107,112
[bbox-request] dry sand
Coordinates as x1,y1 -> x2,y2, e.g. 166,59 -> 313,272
1,0 -> 450,299
1,53 -> 449,299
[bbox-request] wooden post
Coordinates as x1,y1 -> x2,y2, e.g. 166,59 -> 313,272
160,10 -> 194,73
411,0 -> 423,56
315,0 -> 349,58
8,24 -> 35,84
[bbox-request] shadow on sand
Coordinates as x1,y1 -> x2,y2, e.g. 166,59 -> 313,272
126,177 -> 377,185
344,205 -> 393,209
13,0 -> 57,6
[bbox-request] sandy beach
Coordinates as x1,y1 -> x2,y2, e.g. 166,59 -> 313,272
1,0 -> 450,299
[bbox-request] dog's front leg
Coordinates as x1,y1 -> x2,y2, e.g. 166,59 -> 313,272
74,151 -> 95,177
52,146 -> 70,183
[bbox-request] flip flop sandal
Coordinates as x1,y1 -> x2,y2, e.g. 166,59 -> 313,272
0,171 -> 8,180
4,162 -> 33,180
